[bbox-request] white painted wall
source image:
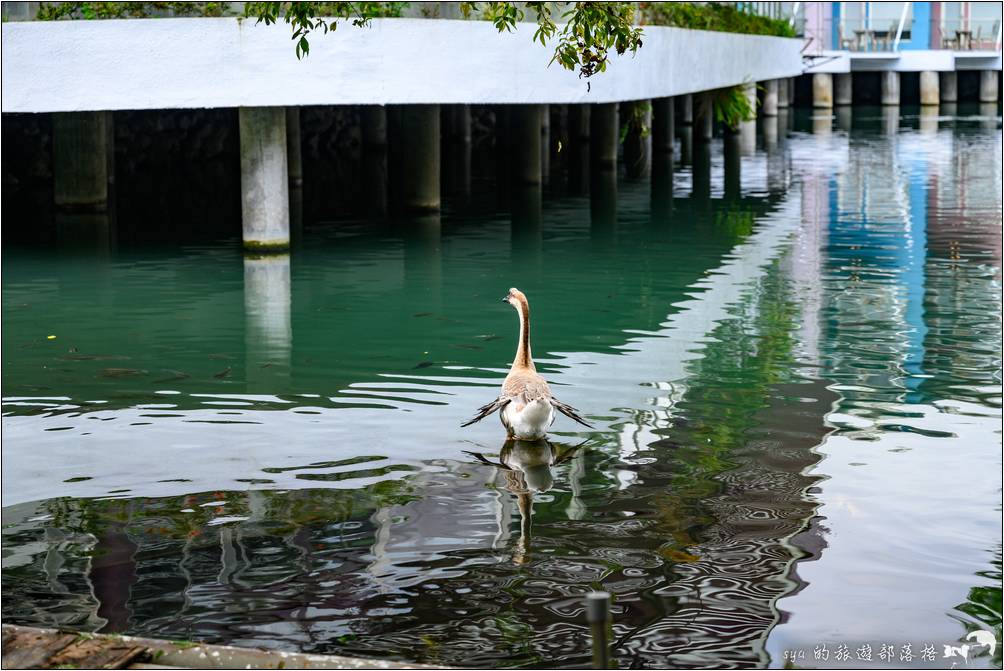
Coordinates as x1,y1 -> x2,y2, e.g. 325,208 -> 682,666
0,17 -> 803,113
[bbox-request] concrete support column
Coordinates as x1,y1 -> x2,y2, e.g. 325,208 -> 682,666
677,94 -> 693,126
651,97 -> 674,156
694,94 -> 714,143
540,104 -> 550,182
510,105 -> 543,185
812,74 -> 833,109
590,103 -> 618,173
362,106 -> 389,216
940,71 -> 958,103
623,100 -> 651,179
53,111 -> 109,211
761,80 -> 778,117
835,74 -> 852,106
788,79 -> 795,107
443,104 -> 471,199
399,104 -> 441,212
881,71 -> 900,106
239,107 -> 289,251
920,71 -> 940,106
285,108 -> 302,187
979,70 -> 999,103
777,78 -> 790,109
567,104 -> 590,194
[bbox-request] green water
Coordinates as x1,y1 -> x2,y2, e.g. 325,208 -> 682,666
2,108 -> 1002,668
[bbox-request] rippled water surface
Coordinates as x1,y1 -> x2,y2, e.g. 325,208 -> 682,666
3,108 -> 1002,668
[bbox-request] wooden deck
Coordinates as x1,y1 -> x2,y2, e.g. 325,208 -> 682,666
2,625 -> 446,669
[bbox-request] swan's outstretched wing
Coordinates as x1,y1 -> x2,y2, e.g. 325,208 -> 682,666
461,397 -> 511,427
550,397 -> 592,428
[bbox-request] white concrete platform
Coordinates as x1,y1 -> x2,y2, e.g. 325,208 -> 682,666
805,48 -> 1002,74
1,17 -> 803,113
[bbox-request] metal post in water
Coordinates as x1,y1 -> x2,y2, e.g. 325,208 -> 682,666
585,591 -> 611,669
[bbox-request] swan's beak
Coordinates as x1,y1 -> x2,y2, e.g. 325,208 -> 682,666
501,295 -> 510,303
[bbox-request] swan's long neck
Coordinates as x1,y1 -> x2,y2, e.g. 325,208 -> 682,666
514,297 -> 534,370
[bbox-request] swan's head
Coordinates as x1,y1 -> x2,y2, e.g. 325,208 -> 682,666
502,287 -> 527,309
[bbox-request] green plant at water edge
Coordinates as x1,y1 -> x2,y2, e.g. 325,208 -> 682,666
619,99 -> 652,144
640,1 -> 795,37
37,2 -> 230,20
696,84 -> 758,131
244,2 -> 408,58
247,2 -> 643,78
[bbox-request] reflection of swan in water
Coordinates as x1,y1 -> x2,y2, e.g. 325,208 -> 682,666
465,438 -> 585,564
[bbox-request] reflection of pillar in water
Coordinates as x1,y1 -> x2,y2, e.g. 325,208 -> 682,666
919,106 -> 939,134
792,168 -> 828,376
565,450 -> 586,521
723,133 -> 742,202
287,108 -> 304,239
979,103 -> 999,130
678,126 -> 693,165
691,139 -> 711,202
835,106 -> 852,132
590,169 -> 617,244
941,102 -> 957,119
402,214 -> 443,313
762,115 -> 779,153
244,254 -> 292,392
651,150 -> 674,221
766,143 -> 787,194
56,211 -> 112,253
812,112 -> 832,135
89,521 -> 138,633
881,106 -> 900,136
511,185 -> 542,266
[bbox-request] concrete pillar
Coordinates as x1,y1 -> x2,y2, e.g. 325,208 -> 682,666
623,100 -> 651,179
511,105 -> 542,185
777,78 -> 790,109
739,83 -> 756,155
53,112 -> 109,211
762,116 -> 778,152
239,107 -> 289,251
761,80 -> 778,117
835,106 -> 852,132
285,108 -> 302,187
362,106 -> 389,216
835,74 -> 852,106
694,94 -> 713,143
677,94 -> 693,126
399,104 -> 441,212
652,97 -> 674,156
590,103 -> 618,173
979,70 -> 999,103
940,71 -> 958,103
788,79 -> 795,108
567,104 -> 590,194
443,104 -> 471,199
919,71 -> 939,106
540,104 -> 550,182
881,71 -> 900,106
692,140 -> 711,201
812,74 -> 833,109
